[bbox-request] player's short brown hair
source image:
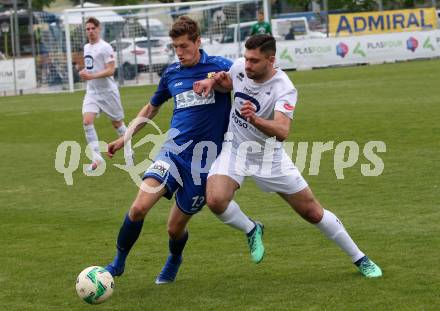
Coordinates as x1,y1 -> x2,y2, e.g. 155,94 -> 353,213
85,17 -> 100,27
169,16 -> 200,42
245,34 -> 276,56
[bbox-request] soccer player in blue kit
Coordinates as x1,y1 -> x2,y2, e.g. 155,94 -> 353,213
104,16 -> 264,284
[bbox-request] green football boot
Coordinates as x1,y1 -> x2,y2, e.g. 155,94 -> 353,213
356,256 -> 382,278
247,222 -> 265,264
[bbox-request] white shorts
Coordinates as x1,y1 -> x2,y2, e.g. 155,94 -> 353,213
208,145 -> 308,194
82,89 -> 124,121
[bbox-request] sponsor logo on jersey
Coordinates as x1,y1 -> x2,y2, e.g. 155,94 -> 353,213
283,103 -> 295,111
243,86 -> 259,96
175,89 -> 215,109
174,81 -> 183,87
146,160 -> 170,178
84,55 -> 94,70
234,92 -> 261,113
232,109 -> 250,128
236,72 -> 244,81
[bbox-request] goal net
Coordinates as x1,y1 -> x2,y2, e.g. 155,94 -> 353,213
63,0 -> 266,92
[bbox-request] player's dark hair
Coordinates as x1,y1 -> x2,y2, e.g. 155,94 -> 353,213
169,16 -> 200,42
245,34 -> 276,56
85,17 -> 100,27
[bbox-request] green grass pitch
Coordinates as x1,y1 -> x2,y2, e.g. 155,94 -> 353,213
0,59 -> 439,310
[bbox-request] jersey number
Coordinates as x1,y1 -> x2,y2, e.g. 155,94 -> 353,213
191,195 -> 205,208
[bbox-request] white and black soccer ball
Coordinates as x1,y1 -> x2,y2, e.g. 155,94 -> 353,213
76,266 -> 114,304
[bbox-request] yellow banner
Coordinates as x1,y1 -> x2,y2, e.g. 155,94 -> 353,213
329,8 -> 438,37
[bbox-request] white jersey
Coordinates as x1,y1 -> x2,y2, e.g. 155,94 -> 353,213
83,39 -> 118,94
228,58 -> 297,159
209,59 -> 307,193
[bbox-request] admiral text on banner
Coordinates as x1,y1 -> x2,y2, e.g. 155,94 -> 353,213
329,8 -> 438,37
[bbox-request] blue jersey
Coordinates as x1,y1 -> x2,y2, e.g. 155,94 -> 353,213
150,50 -> 232,156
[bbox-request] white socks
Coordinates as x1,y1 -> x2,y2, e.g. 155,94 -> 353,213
83,124 -> 103,162
116,124 -> 127,137
216,200 -> 255,234
84,123 -> 134,166
315,209 -> 365,263
216,203 -> 364,263
217,203 -> 364,263
116,123 -> 134,166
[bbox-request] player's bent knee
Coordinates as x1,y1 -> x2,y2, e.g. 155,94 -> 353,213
206,194 -> 228,214
167,225 -> 185,240
129,203 -> 149,221
82,114 -> 95,126
304,210 -> 322,223
302,201 -> 323,224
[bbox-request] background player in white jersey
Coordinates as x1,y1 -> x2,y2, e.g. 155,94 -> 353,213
80,17 -> 133,171
193,34 -> 382,278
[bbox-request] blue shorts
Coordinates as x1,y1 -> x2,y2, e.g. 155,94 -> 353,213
143,151 -> 207,215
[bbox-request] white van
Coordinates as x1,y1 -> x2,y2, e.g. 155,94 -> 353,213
202,17 -> 326,59
137,18 -> 168,38
218,17 -> 326,44
272,17 -> 326,40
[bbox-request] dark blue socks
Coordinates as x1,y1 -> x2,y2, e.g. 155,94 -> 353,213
114,213 -> 144,267
169,231 -> 189,264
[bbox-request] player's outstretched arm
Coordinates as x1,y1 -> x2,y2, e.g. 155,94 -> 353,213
213,71 -> 233,93
107,138 -> 124,158
193,71 -> 233,96
131,103 -> 161,136
213,71 -> 233,92
240,101 -> 291,141
193,78 -> 216,97
107,103 -> 161,158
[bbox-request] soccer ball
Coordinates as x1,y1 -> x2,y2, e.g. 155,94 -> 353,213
76,266 -> 114,304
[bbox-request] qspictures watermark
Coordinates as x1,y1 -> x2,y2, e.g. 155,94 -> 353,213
55,118 -> 386,187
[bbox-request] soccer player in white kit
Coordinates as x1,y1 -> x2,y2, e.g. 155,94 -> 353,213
193,34 -> 382,278
80,17 -> 133,171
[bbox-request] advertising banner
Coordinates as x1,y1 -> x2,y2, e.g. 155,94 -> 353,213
203,30 -> 440,72
0,58 -> 37,92
329,8 -> 438,37
275,30 -> 440,70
